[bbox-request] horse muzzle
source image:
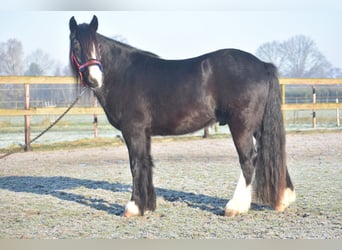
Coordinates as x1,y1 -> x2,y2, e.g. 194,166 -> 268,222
87,64 -> 104,89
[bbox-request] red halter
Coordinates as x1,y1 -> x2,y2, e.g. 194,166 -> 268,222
71,51 -> 103,86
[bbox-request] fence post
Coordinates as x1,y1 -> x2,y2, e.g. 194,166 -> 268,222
93,96 -> 98,138
337,98 -> 340,127
312,86 -> 316,128
24,83 -> 31,151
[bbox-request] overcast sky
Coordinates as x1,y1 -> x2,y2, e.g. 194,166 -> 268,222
0,1 -> 341,72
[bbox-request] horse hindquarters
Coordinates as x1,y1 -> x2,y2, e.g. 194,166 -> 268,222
225,65 -> 295,216
224,121 -> 258,216
223,89 -> 264,216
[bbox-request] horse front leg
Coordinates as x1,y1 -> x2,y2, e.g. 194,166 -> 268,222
123,132 -> 156,217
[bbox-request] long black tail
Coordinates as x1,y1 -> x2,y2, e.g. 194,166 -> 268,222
254,64 -> 294,209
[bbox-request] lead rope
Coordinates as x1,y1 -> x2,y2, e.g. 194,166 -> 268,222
0,87 -> 87,160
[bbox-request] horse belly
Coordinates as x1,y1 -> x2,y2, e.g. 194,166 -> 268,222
152,108 -> 215,136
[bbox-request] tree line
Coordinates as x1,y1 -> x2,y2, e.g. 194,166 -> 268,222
0,38 -> 72,76
1,34 -> 341,78
255,35 -> 342,103
255,35 -> 342,78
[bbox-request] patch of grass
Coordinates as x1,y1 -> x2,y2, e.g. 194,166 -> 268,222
1,129 -> 341,155
0,133 -> 231,154
286,128 -> 342,135
29,137 -> 124,152
0,121 -> 23,133
0,121 -> 11,127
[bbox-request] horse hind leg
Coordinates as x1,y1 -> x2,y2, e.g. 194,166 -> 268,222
225,170 -> 253,217
253,128 -> 295,212
225,131 -> 256,217
275,169 -> 296,211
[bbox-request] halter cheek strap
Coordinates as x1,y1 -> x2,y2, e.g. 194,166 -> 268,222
71,51 -> 103,86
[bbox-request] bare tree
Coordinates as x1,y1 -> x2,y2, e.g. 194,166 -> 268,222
282,35 -> 332,77
62,65 -> 73,76
0,39 -> 24,75
52,62 -> 64,76
25,49 -> 55,76
256,41 -> 287,71
24,62 -> 44,76
329,67 -> 342,78
256,35 -> 334,78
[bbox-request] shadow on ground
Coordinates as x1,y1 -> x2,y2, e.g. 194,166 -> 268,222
0,176 -> 268,216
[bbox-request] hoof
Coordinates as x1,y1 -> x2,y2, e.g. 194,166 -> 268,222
124,201 -> 140,217
225,172 -> 251,217
224,208 -> 240,217
275,188 -> 296,212
224,199 -> 250,217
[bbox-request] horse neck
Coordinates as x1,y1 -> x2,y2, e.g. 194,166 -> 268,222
94,35 -> 131,107
97,34 -> 159,68
97,36 -> 120,68
98,34 -> 136,64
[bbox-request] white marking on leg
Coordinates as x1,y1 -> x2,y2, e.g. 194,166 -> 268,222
124,201 -> 140,217
276,188 -> 296,211
252,136 -> 258,154
225,171 -> 252,216
252,137 -> 256,147
88,44 -> 103,88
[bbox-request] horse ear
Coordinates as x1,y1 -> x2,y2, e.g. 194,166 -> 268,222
90,15 -> 98,32
69,16 -> 78,32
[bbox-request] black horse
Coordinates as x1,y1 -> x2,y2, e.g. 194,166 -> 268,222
69,16 -> 295,217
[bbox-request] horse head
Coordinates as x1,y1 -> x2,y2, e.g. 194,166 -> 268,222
69,15 -> 103,89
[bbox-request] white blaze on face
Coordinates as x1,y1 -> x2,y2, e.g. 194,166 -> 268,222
88,44 -> 103,88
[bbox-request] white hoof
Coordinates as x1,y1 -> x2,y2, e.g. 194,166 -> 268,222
124,201 -> 140,217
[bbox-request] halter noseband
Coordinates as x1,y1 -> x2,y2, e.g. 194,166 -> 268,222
71,51 -> 103,86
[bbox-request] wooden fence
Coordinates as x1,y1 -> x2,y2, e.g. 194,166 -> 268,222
0,76 -> 342,149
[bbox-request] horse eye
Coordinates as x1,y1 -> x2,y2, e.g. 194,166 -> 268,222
72,41 -> 82,57
73,40 -> 80,49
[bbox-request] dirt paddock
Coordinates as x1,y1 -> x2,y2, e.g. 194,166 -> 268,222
0,131 -> 341,239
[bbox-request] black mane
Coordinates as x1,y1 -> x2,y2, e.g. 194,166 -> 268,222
98,34 -> 160,58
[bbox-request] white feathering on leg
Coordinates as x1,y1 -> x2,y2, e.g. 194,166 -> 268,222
124,201 -> 140,217
276,188 -> 296,211
225,171 -> 252,216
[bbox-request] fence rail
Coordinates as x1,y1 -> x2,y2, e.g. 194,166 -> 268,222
0,107 -> 104,116
0,76 -> 342,149
0,76 -> 105,116
1,76 -> 342,115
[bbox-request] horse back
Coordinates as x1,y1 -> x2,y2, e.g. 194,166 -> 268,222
101,48 -> 275,135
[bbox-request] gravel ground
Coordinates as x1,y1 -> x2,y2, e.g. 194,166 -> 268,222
0,131 -> 341,239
